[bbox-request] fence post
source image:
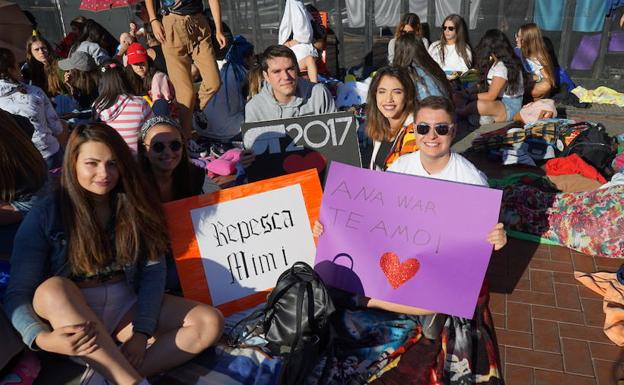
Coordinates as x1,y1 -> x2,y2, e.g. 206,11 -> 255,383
333,0 -> 346,76
427,0 -> 436,28
558,0 -> 576,69
250,0 -> 263,49
592,13 -> 613,79
365,0 -> 374,68
401,0 -> 409,15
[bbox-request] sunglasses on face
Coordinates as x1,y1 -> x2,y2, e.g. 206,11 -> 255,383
416,123 -> 453,136
443,26 -> 456,32
150,140 -> 182,153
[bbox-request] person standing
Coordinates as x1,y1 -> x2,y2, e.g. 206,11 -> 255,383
145,0 -> 226,144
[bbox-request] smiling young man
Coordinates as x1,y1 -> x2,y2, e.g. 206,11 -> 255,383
388,96 -> 488,186
244,45 -> 336,123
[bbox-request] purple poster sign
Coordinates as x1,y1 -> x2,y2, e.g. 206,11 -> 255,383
314,162 -> 502,318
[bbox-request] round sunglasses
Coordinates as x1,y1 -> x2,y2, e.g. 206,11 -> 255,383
415,123 -> 453,136
442,25 -> 456,32
150,140 -> 182,153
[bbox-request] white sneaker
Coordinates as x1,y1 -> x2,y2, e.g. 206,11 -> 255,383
79,366 -> 111,385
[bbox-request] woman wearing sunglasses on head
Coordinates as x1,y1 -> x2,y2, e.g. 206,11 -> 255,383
428,14 -> 473,76
515,23 -> 555,100
138,116 -> 220,292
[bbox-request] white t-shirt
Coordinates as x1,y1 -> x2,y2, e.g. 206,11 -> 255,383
387,151 -> 488,187
428,41 -> 472,73
487,61 -> 524,98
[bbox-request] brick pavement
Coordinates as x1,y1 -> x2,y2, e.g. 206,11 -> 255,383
487,239 -> 624,385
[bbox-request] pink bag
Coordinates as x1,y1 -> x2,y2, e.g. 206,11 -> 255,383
206,148 -> 242,176
519,99 -> 557,124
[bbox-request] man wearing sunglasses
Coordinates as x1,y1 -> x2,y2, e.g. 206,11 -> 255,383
245,45 -> 336,123
388,95 -> 506,248
389,96 -> 488,187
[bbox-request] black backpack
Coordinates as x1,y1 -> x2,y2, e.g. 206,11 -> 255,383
230,262 -> 336,385
560,122 -> 616,179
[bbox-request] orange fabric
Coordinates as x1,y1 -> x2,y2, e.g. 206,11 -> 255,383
384,123 -> 418,168
544,153 -> 607,184
575,271 -> 624,346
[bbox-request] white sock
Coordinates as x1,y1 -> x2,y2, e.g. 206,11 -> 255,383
137,380 -> 151,385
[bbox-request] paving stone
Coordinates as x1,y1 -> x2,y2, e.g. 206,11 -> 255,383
506,347 -> 563,371
593,257 -> 623,272
589,342 -> 624,362
508,290 -> 556,307
507,302 -> 532,332
581,298 -> 607,327
533,319 -> 561,353
593,359 -> 624,385
550,246 -> 572,263
530,259 -> 575,273
572,253 -> 597,273
489,292 -> 506,314
555,283 -> 582,310
496,328 -> 533,349
554,271 -> 581,285
532,304 -> 584,324
562,338 -> 594,375
530,270 -> 554,293
505,364 -> 534,385
559,323 -> 611,343
534,369 -> 597,385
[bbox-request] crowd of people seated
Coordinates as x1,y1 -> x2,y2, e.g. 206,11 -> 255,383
2,2 -> 614,384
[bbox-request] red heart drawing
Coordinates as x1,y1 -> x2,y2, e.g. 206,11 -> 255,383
379,252 -> 420,289
283,152 -> 327,174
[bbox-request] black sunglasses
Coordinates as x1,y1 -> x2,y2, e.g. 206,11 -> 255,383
416,123 -> 453,136
442,26 -> 456,31
151,140 -> 182,153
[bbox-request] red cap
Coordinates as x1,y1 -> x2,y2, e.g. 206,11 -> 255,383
126,42 -> 148,65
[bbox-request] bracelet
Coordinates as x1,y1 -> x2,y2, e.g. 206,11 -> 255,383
149,18 -> 159,23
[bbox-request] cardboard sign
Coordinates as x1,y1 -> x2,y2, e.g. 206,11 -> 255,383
164,170 -> 322,316
241,112 -> 362,182
314,163 -> 502,319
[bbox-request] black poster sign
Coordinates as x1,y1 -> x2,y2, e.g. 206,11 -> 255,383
241,112 -> 362,182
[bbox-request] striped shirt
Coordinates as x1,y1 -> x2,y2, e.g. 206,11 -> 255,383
97,95 -> 152,152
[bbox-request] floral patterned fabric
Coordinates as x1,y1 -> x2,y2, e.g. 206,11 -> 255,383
502,183 -> 624,258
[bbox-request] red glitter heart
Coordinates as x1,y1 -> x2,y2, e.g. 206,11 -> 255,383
379,252 -> 420,289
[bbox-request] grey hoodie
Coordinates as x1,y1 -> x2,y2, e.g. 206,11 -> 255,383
244,78 -> 337,123
0,79 -> 62,160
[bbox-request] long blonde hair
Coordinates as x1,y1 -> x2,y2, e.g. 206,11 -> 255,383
519,23 -> 555,87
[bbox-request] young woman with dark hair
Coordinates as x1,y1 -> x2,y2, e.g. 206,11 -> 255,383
0,109 -> 48,257
457,29 -> 525,123
388,13 -> 429,64
516,23 -> 555,100
138,116 -> 219,290
94,60 -> 152,152
428,14 -> 473,75
0,48 -> 64,169
393,32 -> 453,100
4,123 -> 223,385
23,35 -> 65,97
366,66 -> 419,171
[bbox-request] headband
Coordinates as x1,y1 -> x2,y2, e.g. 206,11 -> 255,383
140,115 -> 182,141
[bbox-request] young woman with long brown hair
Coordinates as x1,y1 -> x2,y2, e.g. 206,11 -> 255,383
4,123 -> 223,385
516,23 -> 555,100
428,14 -> 473,75
366,66 -> 418,171
23,35 -> 65,97
387,13 -> 429,64
0,109 -> 48,257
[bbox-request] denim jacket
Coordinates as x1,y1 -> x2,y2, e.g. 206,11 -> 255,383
3,194 -> 166,349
